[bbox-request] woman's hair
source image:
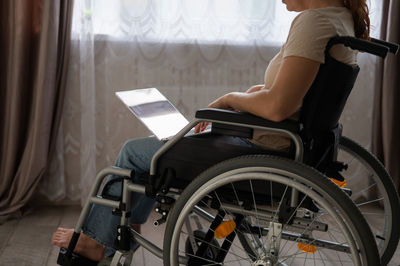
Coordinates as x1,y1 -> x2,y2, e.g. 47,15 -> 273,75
344,0 -> 370,40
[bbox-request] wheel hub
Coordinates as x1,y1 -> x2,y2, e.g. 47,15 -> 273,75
252,259 -> 272,266
252,258 -> 287,266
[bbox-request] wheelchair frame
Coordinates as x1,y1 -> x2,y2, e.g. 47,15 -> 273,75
57,36 -> 399,266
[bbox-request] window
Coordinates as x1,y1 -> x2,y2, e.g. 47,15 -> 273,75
73,0 -> 297,44
72,0 -> 382,44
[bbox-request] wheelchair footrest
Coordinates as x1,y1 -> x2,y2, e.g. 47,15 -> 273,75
57,247 -> 98,266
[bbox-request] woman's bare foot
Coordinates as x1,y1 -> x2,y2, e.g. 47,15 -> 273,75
52,228 -> 106,262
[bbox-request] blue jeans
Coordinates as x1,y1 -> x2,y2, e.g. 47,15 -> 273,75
82,135 -> 260,250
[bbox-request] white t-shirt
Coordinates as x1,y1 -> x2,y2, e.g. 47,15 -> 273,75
251,7 -> 357,151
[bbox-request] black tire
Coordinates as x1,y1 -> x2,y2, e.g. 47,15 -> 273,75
163,155 -> 380,265
339,136 -> 400,265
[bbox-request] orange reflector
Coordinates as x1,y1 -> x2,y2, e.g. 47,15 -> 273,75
330,178 -> 347,188
297,243 -> 317,253
214,220 -> 236,239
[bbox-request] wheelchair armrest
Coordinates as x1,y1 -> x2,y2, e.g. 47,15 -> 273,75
195,108 -> 302,133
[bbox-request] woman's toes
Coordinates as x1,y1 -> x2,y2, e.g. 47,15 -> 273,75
51,228 -> 73,248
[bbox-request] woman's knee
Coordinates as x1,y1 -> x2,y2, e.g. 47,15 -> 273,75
119,139 -> 137,157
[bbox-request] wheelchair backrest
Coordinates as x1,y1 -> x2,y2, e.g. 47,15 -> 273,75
299,48 -> 359,138
299,36 -> 393,169
300,36 -> 394,137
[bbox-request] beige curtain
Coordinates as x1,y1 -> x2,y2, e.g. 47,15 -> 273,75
373,0 -> 400,191
0,0 -> 73,220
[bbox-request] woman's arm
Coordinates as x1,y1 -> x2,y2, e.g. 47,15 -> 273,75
207,56 -> 320,122
194,84 -> 266,133
194,56 -> 320,133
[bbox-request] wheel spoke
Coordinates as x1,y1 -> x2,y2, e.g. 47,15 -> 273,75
249,179 -> 265,253
350,181 -> 377,199
356,197 -> 384,207
230,182 -> 261,259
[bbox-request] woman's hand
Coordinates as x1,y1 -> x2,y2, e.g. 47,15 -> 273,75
194,93 -> 236,133
194,121 -> 209,133
207,93 -> 236,110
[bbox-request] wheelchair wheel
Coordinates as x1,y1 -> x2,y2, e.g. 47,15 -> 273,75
163,155 -> 380,265
338,136 -> 400,265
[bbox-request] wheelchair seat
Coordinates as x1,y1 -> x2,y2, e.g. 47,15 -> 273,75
155,133 -> 292,190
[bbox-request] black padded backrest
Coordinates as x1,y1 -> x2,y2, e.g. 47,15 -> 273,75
299,35 -> 395,139
299,53 -> 360,139
297,36 -> 395,170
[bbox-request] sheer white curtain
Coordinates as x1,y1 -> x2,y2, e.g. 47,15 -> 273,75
39,0 -> 383,203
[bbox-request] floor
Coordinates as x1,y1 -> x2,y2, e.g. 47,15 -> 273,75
0,205 -> 399,266
0,205 -> 167,266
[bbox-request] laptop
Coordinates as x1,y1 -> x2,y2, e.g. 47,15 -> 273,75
116,88 -> 208,140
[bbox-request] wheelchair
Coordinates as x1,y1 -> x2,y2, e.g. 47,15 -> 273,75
57,36 -> 399,266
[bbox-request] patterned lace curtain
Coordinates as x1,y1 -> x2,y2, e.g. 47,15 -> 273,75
39,0 -> 383,203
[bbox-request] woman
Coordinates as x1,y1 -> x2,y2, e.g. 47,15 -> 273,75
52,0 -> 370,261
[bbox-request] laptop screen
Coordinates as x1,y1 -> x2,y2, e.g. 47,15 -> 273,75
116,88 -> 189,140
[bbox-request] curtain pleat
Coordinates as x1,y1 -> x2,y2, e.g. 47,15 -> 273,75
0,0 -> 73,220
